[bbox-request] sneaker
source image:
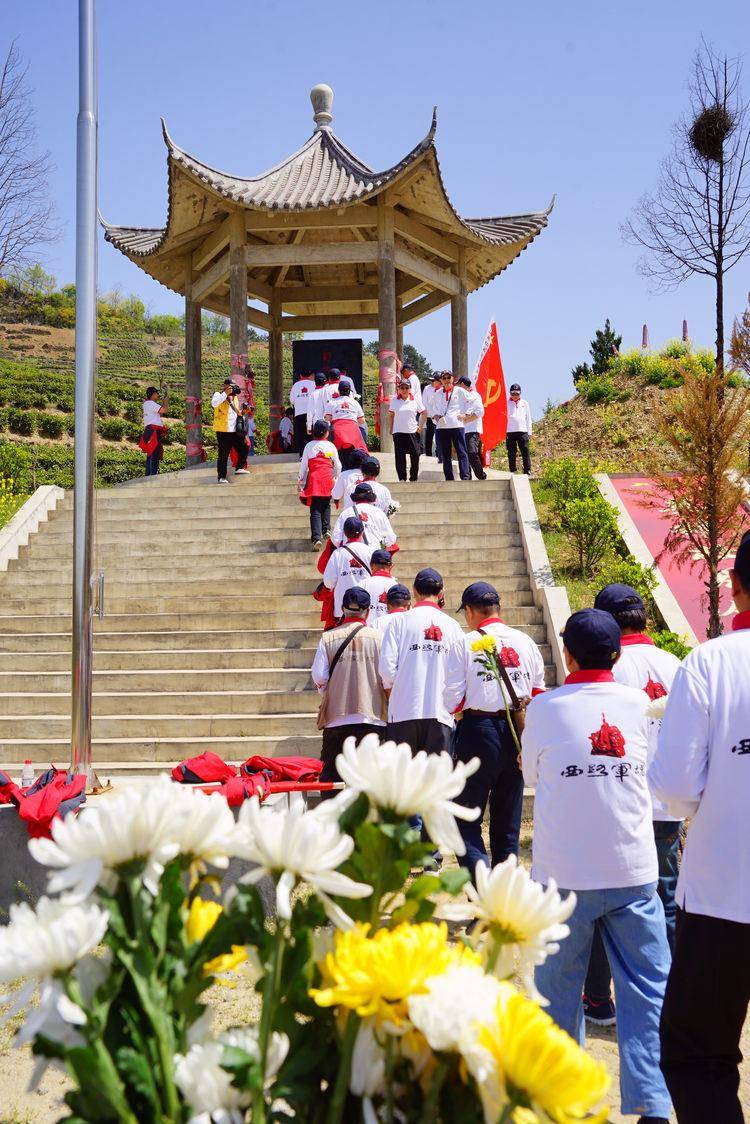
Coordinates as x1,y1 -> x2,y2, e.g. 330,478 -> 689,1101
637,1118 -> 670,1124
218,478 -> 229,484
311,539 -> 323,550
422,852 -> 444,873
583,995 -> 616,1026
235,468 -> 250,475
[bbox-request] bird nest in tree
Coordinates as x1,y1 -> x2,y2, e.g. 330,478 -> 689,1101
689,104 -> 734,162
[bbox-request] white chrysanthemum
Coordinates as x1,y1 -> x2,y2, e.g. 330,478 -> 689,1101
335,734 -> 480,856
0,897 -> 108,986
175,1027 -> 289,1122
444,857 -> 576,1003
646,695 -> 669,720
408,963 -> 502,1053
350,1019 -> 386,1098
232,794 -> 371,927
29,776 -> 236,900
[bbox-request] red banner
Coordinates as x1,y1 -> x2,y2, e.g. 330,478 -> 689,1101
472,320 -> 507,449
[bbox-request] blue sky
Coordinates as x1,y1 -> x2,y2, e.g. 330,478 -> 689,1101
5,0 -> 750,411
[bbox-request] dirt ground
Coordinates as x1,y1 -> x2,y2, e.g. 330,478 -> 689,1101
2,826 -> 748,1123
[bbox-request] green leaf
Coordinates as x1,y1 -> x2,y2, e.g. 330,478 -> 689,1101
115,1046 -> 160,1109
405,873 -> 441,900
389,899 -> 420,925
336,790 -> 369,835
439,868 -> 471,896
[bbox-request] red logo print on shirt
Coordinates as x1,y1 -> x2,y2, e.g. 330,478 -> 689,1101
424,624 -> 443,641
378,590 -> 389,603
644,678 -> 667,701
589,713 -> 626,758
499,645 -> 521,668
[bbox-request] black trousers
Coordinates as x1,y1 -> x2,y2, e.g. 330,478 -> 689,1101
660,909 -> 750,1124
438,427 -> 470,480
424,417 -> 436,457
465,432 -> 487,479
293,414 -> 309,457
309,496 -> 331,542
216,431 -> 247,479
320,723 -> 384,788
386,718 -> 451,756
506,430 -> 531,474
393,431 -> 421,481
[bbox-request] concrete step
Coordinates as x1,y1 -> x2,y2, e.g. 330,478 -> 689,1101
0,628 -> 322,652
0,734 -> 323,764
0,689 -> 319,716
59,479 -> 512,504
0,647 -> 319,672
0,712 -> 319,739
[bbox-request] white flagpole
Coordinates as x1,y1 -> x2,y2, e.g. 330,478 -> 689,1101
70,0 -> 98,780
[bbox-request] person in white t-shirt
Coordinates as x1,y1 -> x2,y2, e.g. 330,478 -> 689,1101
359,457 -> 393,513
505,382 -> 533,475
141,386 -> 168,476
430,370 -> 471,481
331,483 -> 396,549
583,583 -> 681,1029
322,516 -> 377,620
279,407 -> 294,452
360,551 -> 399,627
305,373 -> 329,434
389,377 -> 426,482
326,379 -> 368,467
373,583 -> 411,633
444,581 -> 546,881
331,449 -> 368,509
456,375 -> 487,481
400,363 -> 424,410
289,372 -> 315,456
649,533 -> 750,1124
524,609 -> 672,1124
421,372 -> 443,459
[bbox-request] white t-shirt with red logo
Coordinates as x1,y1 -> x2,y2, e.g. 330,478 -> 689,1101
361,572 -> 399,627
290,377 -> 315,418
444,617 -> 546,715
390,395 -> 423,434
613,634 -> 681,821
322,541 -> 377,618
522,672 -> 656,891
379,603 -> 466,726
331,502 -> 396,549
327,396 -> 365,425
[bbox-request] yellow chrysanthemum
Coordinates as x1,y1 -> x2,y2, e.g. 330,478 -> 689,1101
185,897 -> 248,978
471,635 -> 497,654
310,921 -> 480,1026
476,989 -> 610,1123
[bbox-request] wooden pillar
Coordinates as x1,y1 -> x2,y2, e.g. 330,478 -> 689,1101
451,246 -> 468,378
229,211 -> 247,384
184,257 -> 203,467
396,296 -> 404,358
268,289 -> 284,435
377,197 -> 397,454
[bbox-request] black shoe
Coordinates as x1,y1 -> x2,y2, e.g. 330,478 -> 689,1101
583,995 -> 616,1026
637,1118 -> 669,1124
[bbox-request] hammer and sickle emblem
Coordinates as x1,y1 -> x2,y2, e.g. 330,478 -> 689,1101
484,378 -> 503,407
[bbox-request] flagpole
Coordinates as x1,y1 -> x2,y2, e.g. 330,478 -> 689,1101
70,0 -> 98,780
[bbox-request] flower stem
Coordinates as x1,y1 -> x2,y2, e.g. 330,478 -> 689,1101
325,1009 -> 359,1124
384,1035 -> 395,1124
253,925 -> 287,1124
419,1054 -> 449,1122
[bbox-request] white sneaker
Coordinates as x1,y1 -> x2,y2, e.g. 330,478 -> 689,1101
218,478 -> 229,484
235,468 -> 250,475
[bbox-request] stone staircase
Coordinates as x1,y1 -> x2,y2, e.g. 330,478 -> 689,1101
0,456 -> 557,777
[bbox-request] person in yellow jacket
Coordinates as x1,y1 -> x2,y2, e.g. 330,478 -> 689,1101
211,378 -> 249,484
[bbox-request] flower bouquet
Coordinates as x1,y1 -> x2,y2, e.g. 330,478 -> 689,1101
387,500 -> 401,517
470,635 -> 527,752
1,741 -> 609,1123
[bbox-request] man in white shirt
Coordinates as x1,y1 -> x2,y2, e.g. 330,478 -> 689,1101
526,608 -> 672,1124
430,370 -> 471,481
400,363 -> 424,410
374,583 -> 411,633
456,376 -> 487,481
331,483 -> 396,549
389,377 -> 426,482
326,379 -> 368,466
444,582 -> 546,881
322,517 -> 376,619
505,382 -> 532,475
305,373 -> 329,434
650,533 -> 750,1124
360,551 -> 399,627
323,368 -> 342,410
421,372 -> 443,459
289,372 -> 315,457
583,583 -> 682,1028
331,448 -> 368,509
360,458 -> 393,513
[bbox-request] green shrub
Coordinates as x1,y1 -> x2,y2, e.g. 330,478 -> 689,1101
7,408 -> 35,435
726,371 -> 749,389
55,395 -> 75,412
8,389 -> 34,409
571,362 -> 591,386
169,423 -> 186,444
0,408 -> 6,431
541,457 -> 599,506
616,349 -> 648,379
596,554 -> 658,609
0,443 -> 33,490
67,415 -> 76,437
96,393 -> 120,417
578,373 -> 617,404
37,413 -> 65,438
125,422 -> 143,442
660,339 -> 690,359
124,402 -> 142,424
97,418 -> 126,441
652,629 -> 692,660
562,496 -> 619,576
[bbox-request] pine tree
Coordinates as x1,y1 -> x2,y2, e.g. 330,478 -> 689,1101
589,319 -> 622,374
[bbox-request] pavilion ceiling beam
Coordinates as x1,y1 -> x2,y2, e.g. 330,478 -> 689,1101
280,283 -> 379,305
191,250 -> 230,304
165,217 -> 223,255
246,275 -> 273,304
244,241 -> 380,267
271,228 -> 306,288
283,300 -> 378,316
248,306 -> 272,331
398,290 -> 451,325
202,293 -> 271,332
280,313 -> 379,331
394,211 -> 460,263
393,245 -> 459,295
244,205 -> 377,232
192,215 -> 233,272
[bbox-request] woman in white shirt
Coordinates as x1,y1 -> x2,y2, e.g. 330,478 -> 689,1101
140,386 -> 168,476
389,377 -> 426,482
298,420 -> 342,549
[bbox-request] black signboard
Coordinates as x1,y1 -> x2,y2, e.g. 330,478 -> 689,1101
292,338 -> 364,398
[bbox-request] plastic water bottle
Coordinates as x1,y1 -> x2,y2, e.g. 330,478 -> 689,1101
21,759 -> 34,787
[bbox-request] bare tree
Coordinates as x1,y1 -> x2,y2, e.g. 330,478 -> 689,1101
0,40 -> 58,276
623,43 -> 750,380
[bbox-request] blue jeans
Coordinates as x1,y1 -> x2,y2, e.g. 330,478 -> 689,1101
438,427 -> 470,480
144,425 -> 161,476
453,712 -> 523,882
536,882 -> 672,1119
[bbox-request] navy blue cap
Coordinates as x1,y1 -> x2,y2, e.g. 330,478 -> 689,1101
457,376 -> 472,387
456,581 -> 500,613
734,530 -> 750,587
509,383 -> 521,392
351,483 -> 376,502
314,372 -> 327,386
362,457 -> 381,476
430,372 -> 442,382
327,368 -> 341,379
562,609 -> 621,669
594,583 -> 644,615
387,583 -> 411,603
414,567 -> 444,595
371,549 -> 392,567
342,586 -> 371,610
343,516 -> 364,538
348,449 -> 368,468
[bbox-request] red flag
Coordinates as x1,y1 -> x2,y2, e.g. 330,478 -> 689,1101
472,320 -> 507,450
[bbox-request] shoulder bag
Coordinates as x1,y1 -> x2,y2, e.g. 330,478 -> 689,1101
317,622 -> 367,730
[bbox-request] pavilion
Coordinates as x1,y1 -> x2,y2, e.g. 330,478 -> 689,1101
103,85 -> 551,457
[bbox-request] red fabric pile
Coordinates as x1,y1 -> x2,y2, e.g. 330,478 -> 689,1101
0,768 -> 86,838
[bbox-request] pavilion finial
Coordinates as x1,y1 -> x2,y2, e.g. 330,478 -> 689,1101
310,84 -> 334,129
